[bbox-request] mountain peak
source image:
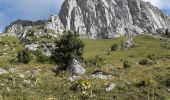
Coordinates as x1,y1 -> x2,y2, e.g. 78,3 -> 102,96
4,0 -> 170,39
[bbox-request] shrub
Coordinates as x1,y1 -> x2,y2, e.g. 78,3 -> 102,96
165,78 -> 170,88
34,50 -> 49,63
136,81 -> 149,87
139,59 -> 151,65
123,60 -> 132,68
51,31 -> 85,70
0,41 -> 5,45
17,48 -> 32,64
165,29 -> 170,37
111,44 -> 119,51
147,54 -> 159,60
0,52 -> 2,56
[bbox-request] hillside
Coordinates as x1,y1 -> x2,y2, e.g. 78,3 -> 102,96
0,34 -> 170,99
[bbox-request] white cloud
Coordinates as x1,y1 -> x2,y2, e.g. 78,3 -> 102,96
143,0 -> 170,9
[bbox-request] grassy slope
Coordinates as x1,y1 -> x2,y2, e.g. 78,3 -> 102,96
0,34 -> 170,100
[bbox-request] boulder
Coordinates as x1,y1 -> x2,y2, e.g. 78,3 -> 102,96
91,70 -> 112,79
105,83 -> 116,92
123,38 -> 135,49
0,68 -> 8,75
25,43 -> 39,51
68,75 -> 80,82
70,59 -> 86,75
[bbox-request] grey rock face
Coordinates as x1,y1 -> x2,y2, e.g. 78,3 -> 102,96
58,0 -> 170,38
45,15 -> 65,34
70,59 -> 86,75
25,43 -> 39,51
4,19 -> 46,35
3,0 -> 170,39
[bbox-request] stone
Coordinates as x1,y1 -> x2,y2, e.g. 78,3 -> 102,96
105,83 -> 116,92
92,72 -> 107,79
0,68 -> 8,75
23,79 -> 33,87
123,38 -> 135,49
168,88 -> 170,92
45,15 -> 65,34
9,68 -> 17,73
70,59 -> 86,75
25,43 -> 39,51
19,73 -> 25,78
68,75 -> 80,82
31,68 -> 41,76
91,70 -> 112,79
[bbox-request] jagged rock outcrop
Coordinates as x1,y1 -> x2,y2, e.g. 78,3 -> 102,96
45,15 -> 65,34
58,0 -> 170,38
4,19 -> 46,35
3,0 -> 170,39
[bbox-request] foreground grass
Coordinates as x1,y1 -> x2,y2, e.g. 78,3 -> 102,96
0,34 -> 170,100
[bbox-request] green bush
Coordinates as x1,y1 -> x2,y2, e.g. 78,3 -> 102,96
111,44 -> 119,51
165,29 -> 170,37
0,41 -> 5,45
34,50 -> 49,63
17,48 -> 32,64
139,59 -> 151,65
147,54 -> 159,60
123,60 -> 132,68
165,78 -> 170,88
51,31 -> 85,70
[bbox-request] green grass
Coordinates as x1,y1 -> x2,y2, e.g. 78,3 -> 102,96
0,34 -> 170,100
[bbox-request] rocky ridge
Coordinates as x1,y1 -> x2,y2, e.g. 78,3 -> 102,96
3,0 -> 170,39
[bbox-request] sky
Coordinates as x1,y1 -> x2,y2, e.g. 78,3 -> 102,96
0,0 -> 170,32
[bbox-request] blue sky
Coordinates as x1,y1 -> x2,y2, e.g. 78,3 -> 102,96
0,0 -> 170,32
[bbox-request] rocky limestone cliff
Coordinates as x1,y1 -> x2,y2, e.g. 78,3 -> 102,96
4,0 -> 170,39
58,0 -> 170,38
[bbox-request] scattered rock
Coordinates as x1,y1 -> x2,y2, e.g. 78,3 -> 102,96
123,38 -> 135,49
9,68 -> 17,73
31,68 -> 41,75
23,79 -> 33,87
68,75 -> 80,82
70,59 -> 86,75
25,43 -> 39,51
91,70 -> 112,79
168,88 -> 170,92
105,83 -> 116,92
0,68 -> 8,75
18,73 -> 25,78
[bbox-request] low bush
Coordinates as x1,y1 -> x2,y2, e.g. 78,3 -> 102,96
165,78 -> 170,88
111,44 -> 119,51
17,48 -> 32,64
165,29 -> 170,37
139,59 -> 151,65
0,41 -> 5,45
123,60 -> 132,68
34,50 -> 49,63
147,54 -> 159,60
